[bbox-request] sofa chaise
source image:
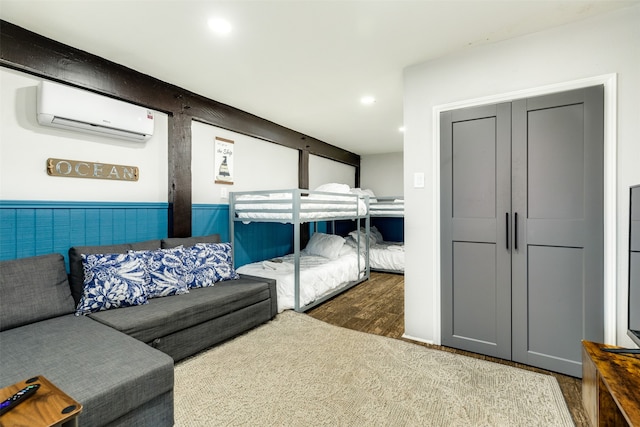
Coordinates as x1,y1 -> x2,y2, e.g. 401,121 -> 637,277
0,234 -> 277,426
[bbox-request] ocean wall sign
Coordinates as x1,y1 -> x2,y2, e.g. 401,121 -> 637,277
46,158 -> 139,181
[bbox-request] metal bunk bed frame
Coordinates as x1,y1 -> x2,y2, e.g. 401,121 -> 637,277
229,188 -> 370,312
369,196 -> 404,274
369,196 -> 404,218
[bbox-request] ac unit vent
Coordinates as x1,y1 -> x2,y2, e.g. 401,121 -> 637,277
37,81 -> 154,142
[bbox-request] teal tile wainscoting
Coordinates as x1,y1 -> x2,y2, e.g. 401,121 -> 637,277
194,204 -> 294,268
0,201 -> 293,270
0,201 -> 169,269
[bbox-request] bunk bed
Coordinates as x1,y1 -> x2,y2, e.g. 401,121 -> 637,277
352,195 -> 405,273
369,196 -> 404,218
229,186 -> 370,312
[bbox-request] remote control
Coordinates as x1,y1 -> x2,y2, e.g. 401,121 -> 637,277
0,384 -> 40,416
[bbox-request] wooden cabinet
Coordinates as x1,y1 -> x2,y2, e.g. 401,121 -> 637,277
582,341 -> 640,426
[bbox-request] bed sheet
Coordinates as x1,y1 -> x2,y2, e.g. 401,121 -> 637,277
236,209 -> 363,221
369,242 -> 405,272
370,200 -> 404,217
236,250 -> 366,312
233,191 -> 368,222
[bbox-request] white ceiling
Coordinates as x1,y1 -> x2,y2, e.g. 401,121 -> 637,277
1,0 -> 637,155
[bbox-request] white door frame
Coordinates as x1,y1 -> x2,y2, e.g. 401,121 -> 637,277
431,73 -> 618,345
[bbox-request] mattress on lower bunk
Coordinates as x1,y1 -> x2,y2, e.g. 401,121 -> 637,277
236,249 -> 365,312
369,242 -> 405,272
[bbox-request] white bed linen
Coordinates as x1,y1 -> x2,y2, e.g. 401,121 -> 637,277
233,188 -> 368,222
236,249 -> 366,312
371,210 -> 404,217
236,208 -> 363,221
370,200 -> 404,217
369,242 -> 405,272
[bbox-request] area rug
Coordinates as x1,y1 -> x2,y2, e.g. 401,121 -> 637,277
174,311 -> 574,426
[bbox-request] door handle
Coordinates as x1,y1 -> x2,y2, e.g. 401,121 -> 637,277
514,212 -> 518,251
506,212 -> 509,250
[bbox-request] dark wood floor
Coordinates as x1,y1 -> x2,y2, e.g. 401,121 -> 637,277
307,272 -> 589,427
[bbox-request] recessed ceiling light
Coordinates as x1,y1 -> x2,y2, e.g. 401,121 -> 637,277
360,95 -> 375,106
208,17 -> 232,36
399,126 -> 405,133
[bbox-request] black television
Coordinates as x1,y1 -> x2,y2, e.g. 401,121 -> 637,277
628,184 -> 640,349
604,185 -> 640,354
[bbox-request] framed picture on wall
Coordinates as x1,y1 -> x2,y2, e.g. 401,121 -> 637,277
214,136 -> 234,184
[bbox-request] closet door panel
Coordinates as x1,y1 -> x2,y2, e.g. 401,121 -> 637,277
452,242 -> 497,345
527,104 -> 585,220
441,103 -> 512,360
452,118 -> 496,219
527,246 -> 584,366
441,86 -> 603,378
512,86 -> 603,377
451,218 -> 496,242
526,219 -> 584,247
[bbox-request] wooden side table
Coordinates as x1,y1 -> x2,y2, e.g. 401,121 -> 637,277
0,375 -> 82,427
582,341 -> 640,427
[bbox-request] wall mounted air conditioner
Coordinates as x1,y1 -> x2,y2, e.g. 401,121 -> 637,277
37,80 -> 154,142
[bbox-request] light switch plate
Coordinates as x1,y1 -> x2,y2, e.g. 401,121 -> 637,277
414,172 -> 425,188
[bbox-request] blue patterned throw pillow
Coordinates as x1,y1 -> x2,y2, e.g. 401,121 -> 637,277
196,242 -> 240,282
129,247 -> 189,298
180,242 -> 239,288
76,253 -> 149,315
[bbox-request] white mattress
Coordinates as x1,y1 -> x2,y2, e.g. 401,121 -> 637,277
370,200 -> 404,217
369,242 -> 405,272
233,191 -> 368,222
236,249 -> 366,312
236,208 -> 363,221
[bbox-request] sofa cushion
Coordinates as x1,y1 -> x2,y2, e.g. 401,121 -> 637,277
129,239 -> 163,251
76,253 -> 150,315
88,278 -> 272,344
68,239 -> 161,305
0,315 -> 174,427
0,253 -> 75,331
161,233 -> 220,249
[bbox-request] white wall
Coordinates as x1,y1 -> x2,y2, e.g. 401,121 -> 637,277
360,152 -> 403,196
309,154 -> 355,190
191,121 -> 299,204
0,68 -> 168,202
403,5 -> 640,347
0,68 -> 304,205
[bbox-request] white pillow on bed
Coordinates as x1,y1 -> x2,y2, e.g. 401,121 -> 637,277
350,188 -> 376,202
304,232 -> 345,259
348,228 -> 377,246
370,226 -> 385,242
313,183 -> 351,194
338,244 -> 355,256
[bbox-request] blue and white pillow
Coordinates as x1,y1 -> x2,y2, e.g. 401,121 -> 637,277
129,247 -> 190,299
195,242 -> 239,282
180,242 -> 239,288
76,253 -> 149,315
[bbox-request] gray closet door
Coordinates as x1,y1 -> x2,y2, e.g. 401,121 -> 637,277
440,103 -> 512,359
511,86 -> 604,377
440,86 -> 603,377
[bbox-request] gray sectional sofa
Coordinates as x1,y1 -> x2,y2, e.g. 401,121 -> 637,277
0,234 -> 277,426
